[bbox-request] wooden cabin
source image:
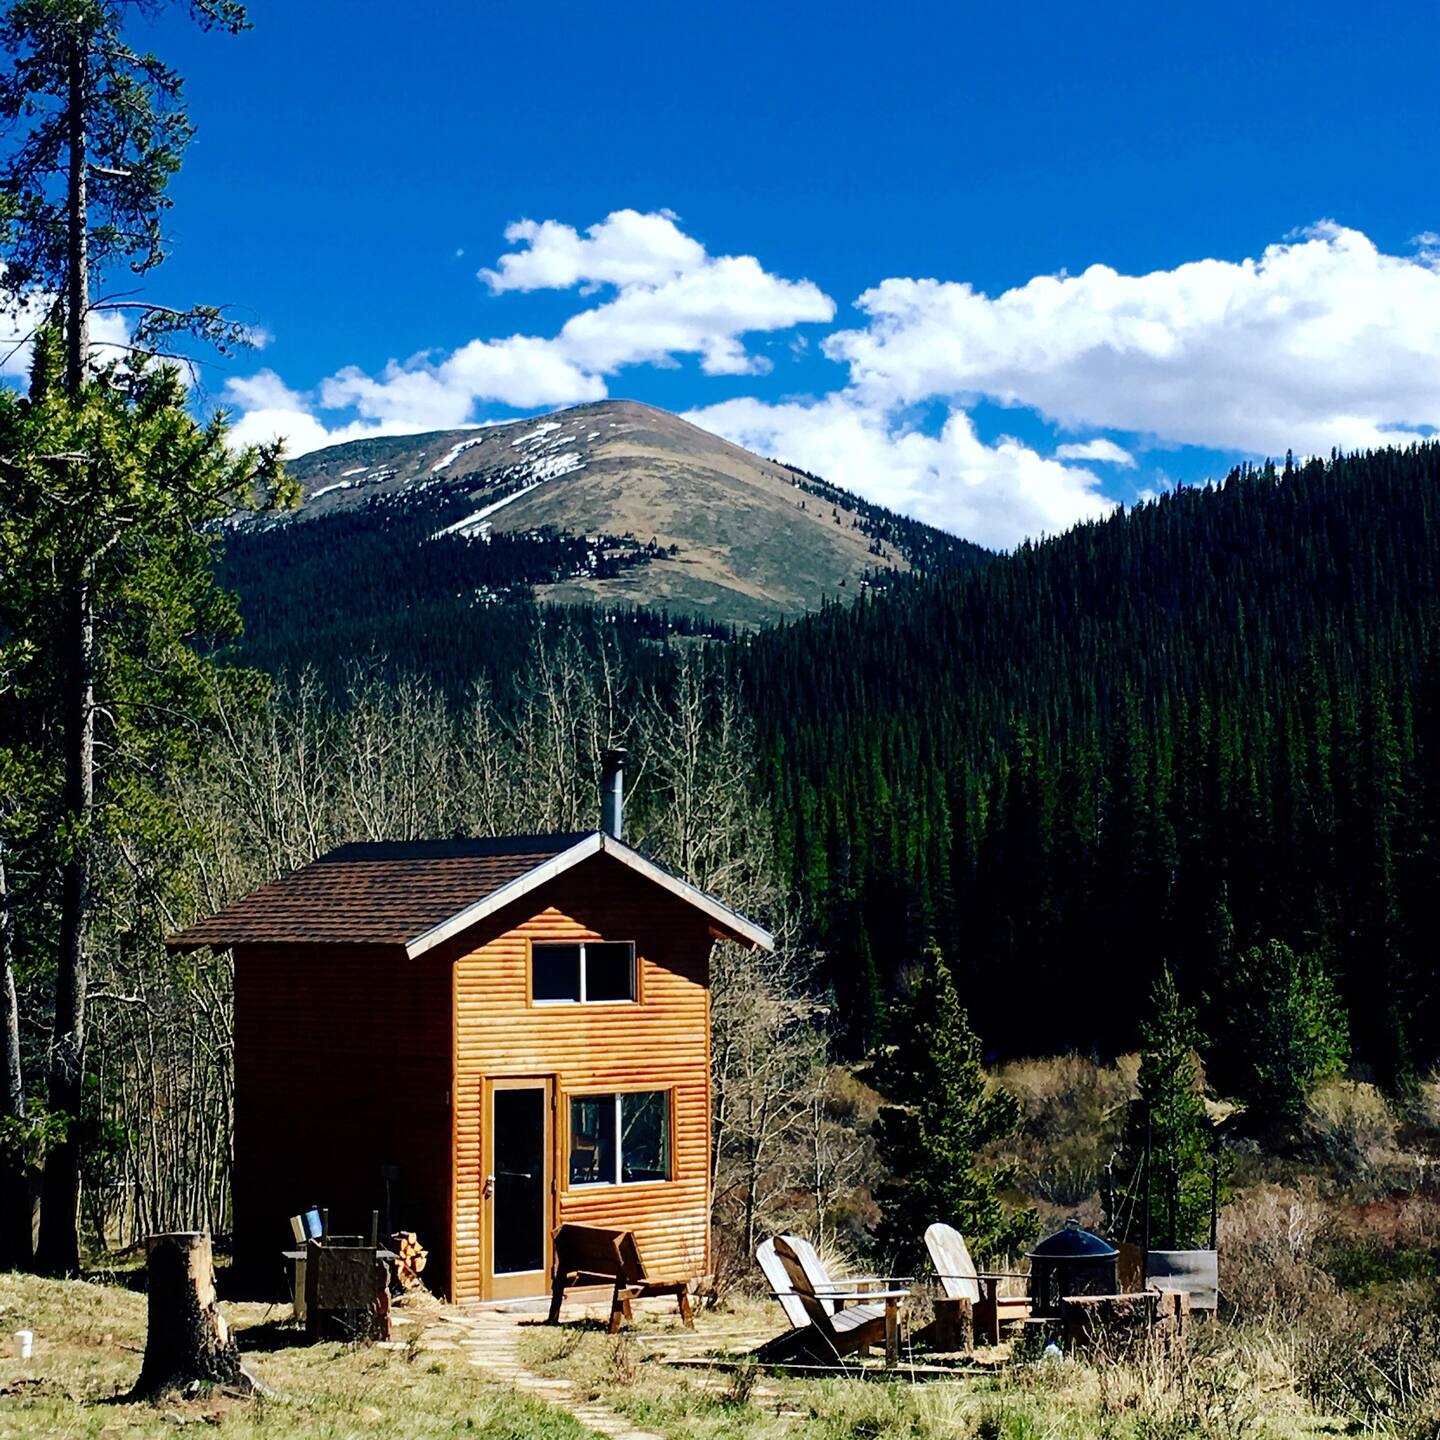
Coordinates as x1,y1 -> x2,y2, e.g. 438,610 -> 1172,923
165,768 -> 772,1301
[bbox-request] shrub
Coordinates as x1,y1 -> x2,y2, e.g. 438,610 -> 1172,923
986,1053 -> 1137,1229
1219,1183 -> 1335,1323
1305,1078 -> 1406,1181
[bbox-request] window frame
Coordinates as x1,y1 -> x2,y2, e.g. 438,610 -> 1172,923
528,939 -> 639,1007
563,1086 -> 674,1191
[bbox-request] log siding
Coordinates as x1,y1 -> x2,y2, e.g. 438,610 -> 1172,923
231,941 -> 452,1291
221,848 -> 732,1302
449,855 -> 712,1301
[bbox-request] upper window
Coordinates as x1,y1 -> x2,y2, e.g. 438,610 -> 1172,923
531,941 -> 636,1004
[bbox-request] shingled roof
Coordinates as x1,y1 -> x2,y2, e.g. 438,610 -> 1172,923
164,831 -> 773,956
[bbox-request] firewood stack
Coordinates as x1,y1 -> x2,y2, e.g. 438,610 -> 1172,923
390,1231 -> 428,1290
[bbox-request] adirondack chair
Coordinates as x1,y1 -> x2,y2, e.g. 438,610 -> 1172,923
546,1222 -> 694,1333
755,1234 -> 910,1359
925,1222 -> 1032,1345
756,1235 -> 815,1332
766,1235 -> 910,1367
756,1234 -> 874,1317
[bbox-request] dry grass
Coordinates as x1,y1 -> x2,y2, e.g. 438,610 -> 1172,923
516,1297 -> 1340,1440
0,1266 -> 1381,1440
0,1272 -> 585,1440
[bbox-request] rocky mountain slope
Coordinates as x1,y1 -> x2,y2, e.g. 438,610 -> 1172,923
240,399 -> 982,628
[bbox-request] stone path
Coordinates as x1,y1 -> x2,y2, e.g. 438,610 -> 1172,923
402,1305 -> 670,1440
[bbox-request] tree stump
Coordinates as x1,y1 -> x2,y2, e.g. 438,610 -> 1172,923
916,1296 -> 973,1353
132,1232 -> 253,1398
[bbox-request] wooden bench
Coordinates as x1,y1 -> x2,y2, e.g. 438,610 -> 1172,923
546,1222 -> 695,1333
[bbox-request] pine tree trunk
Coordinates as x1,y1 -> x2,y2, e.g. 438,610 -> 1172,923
36,31 -> 95,1278
36,566 -> 95,1277
0,846 -> 35,1269
133,1232 -> 251,1398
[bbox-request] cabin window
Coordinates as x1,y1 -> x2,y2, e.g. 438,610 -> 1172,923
568,1091 -> 670,1186
531,941 -> 635,1004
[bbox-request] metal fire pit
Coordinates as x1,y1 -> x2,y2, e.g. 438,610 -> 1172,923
1028,1219 -> 1119,1317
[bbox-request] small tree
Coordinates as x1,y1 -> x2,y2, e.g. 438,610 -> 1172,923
1110,969 -> 1218,1250
873,940 -> 1032,1266
1218,939 -> 1349,1132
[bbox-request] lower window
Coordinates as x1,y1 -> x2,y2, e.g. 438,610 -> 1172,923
568,1091 -> 670,1186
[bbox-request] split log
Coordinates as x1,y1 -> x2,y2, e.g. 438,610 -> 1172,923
389,1231 -> 428,1290
132,1232 -> 255,1398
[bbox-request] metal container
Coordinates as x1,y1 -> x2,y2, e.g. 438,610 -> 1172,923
1028,1219 -> 1119,1316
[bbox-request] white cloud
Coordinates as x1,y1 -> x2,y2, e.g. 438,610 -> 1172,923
222,368 -> 401,453
1055,437 -> 1136,466
555,254 -> 831,377
825,223 -> 1440,455
0,288 -> 132,379
224,368 -> 304,412
226,216 -> 1440,546
481,209 -> 705,293
686,394 -> 1116,550
229,210 -> 832,454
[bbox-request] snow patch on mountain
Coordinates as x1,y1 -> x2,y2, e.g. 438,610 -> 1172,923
432,437 -> 487,474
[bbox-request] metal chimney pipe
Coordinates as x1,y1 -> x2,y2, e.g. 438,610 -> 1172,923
600,748 -> 626,840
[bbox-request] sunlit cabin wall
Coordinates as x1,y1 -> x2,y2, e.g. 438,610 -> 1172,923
446,854 -> 713,1302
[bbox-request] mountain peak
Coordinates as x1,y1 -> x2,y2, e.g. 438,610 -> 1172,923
241,400 -> 984,630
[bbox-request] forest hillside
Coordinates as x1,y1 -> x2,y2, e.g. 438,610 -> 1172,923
224,441 -> 1440,1085
734,446 -> 1440,1082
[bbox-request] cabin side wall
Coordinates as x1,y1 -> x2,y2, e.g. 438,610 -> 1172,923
232,942 -> 453,1295
450,856 -> 713,1301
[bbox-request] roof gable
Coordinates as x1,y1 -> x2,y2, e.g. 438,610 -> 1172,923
164,831 -> 773,954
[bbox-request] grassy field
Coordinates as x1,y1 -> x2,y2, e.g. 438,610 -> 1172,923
0,1273 -> 584,1440
0,1270 -> 1396,1440
516,1310 -> 1339,1440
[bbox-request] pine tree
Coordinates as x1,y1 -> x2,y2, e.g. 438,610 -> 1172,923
0,342 -> 291,1270
0,0 -> 276,1273
1109,970 -> 1218,1250
1216,940 -> 1348,1133
840,917 -> 886,1060
872,941 -> 1032,1265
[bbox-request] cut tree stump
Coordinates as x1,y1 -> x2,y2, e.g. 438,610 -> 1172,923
1060,1289 -> 1189,1357
132,1231 -> 255,1398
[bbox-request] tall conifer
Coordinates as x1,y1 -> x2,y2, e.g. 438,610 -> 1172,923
873,941 -> 1031,1264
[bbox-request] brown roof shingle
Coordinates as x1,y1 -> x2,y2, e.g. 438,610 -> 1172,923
165,834 -> 590,951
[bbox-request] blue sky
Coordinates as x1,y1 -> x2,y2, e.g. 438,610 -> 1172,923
106,0 -> 1440,546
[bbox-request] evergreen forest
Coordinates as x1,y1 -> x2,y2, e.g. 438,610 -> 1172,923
227,442 -> 1440,1091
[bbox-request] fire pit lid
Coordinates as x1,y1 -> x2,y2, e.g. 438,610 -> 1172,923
1028,1217 -> 1118,1260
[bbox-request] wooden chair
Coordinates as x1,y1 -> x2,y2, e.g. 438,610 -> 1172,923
757,1234 -> 875,1318
924,1221 -> 1032,1345
546,1222 -> 694,1333
754,1234 -> 834,1360
756,1235 -> 814,1333
768,1235 -> 909,1367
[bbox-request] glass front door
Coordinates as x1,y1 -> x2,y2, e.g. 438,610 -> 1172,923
486,1079 -> 551,1297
